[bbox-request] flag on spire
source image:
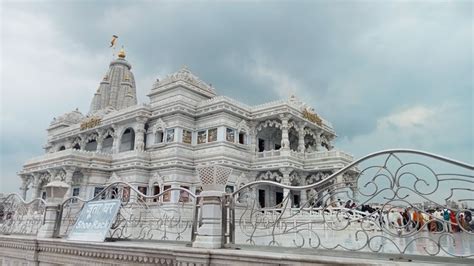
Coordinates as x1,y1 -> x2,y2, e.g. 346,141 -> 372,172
110,35 -> 118,47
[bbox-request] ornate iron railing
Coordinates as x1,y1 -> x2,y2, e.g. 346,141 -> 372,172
0,194 -> 46,236
57,182 -> 197,242
228,149 -> 474,258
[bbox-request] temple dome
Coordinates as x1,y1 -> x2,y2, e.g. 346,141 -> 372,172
49,109 -> 85,130
89,49 -> 137,114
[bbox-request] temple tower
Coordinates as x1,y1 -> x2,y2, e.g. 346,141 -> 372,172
89,47 -> 137,114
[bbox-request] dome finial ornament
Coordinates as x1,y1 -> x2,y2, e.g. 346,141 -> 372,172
118,46 -> 126,58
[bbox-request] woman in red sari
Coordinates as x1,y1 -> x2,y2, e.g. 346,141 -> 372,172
449,210 -> 459,232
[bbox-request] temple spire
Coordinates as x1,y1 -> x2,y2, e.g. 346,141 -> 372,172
89,49 -> 137,115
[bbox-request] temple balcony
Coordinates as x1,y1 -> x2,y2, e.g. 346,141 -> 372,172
21,149 -> 113,173
253,149 -> 353,170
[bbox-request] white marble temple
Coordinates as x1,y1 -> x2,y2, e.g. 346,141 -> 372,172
17,49 -> 355,209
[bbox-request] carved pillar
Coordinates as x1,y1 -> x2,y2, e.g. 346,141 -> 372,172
64,138 -> 73,150
47,169 -> 58,182
79,169 -> 90,199
136,118 -> 147,151
315,130 -> 322,151
297,122 -> 305,153
280,115 -> 290,151
31,173 -> 41,199
79,135 -> 86,151
249,121 -> 258,152
327,135 -> 334,151
135,123 -> 146,152
299,176 -> 307,207
112,127 -> 121,153
37,175 -> 69,239
193,165 -> 232,249
279,167 -> 292,208
19,174 -> 30,200
96,131 -> 104,152
63,167 -> 76,197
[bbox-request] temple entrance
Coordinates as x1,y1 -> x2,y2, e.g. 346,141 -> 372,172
258,189 -> 265,208
258,139 -> 265,152
276,192 -> 283,206
293,194 -> 300,208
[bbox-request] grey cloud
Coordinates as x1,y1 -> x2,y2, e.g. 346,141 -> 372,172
1,0 -> 472,193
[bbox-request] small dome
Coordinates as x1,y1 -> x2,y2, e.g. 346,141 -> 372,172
50,109 -> 85,127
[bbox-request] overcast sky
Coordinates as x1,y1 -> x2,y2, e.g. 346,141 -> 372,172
0,0 -> 472,194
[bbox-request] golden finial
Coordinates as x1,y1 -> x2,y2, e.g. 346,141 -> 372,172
118,46 -> 126,58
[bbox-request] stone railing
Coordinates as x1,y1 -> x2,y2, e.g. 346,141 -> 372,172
197,95 -> 252,111
305,150 -> 354,161
251,99 -> 287,111
254,149 -> 352,162
255,150 -> 281,158
24,149 -> 112,166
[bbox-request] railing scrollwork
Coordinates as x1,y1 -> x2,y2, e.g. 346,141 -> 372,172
57,181 -> 197,242
0,194 -> 46,236
227,149 -> 474,258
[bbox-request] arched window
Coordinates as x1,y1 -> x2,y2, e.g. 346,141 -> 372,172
85,139 -> 97,151
155,129 -> 164,143
289,127 -> 299,151
72,143 -> 81,150
238,131 -> 246,144
119,128 -> 135,152
256,122 -> 282,152
102,134 -> 113,153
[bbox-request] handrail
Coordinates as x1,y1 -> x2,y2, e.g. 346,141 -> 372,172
0,193 -> 46,205
61,181 -> 196,205
233,149 -> 474,195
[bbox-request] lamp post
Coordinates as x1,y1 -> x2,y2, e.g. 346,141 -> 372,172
192,165 -> 232,249
37,176 -> 69,238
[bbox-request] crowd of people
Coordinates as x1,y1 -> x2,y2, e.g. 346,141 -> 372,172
335,199 -> 473,233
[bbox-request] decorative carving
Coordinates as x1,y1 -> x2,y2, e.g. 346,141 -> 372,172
256,120 -> 282,132
108,172 -> 122,183
80,117 -> 102,130
155,66 -> 216,95
103,127 -> 116,138
306,172 -> 331,184
148,172 -> 164,189
302,107 -> 322,126
235,172 -> 246,189
152,118 -> 167,134
320,134 -> 333,151
237,119 -> 250,133
135,123 -> 146,151
85,132 -> 99,142
289,171 -> 299,185
258,171 -> 282,182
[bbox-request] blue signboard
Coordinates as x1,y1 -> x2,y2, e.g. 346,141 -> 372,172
68,199 -> 121,242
